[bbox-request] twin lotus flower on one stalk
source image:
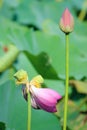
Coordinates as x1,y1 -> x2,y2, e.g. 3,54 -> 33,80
14,70 -> 62,113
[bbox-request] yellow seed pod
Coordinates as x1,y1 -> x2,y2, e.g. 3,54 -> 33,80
14,69 -> 29,85
30,75 -> 44,88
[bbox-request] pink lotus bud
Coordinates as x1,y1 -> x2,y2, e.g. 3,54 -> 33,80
59,8 -> 74,34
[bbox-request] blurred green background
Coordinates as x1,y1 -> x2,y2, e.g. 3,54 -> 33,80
0,0 -> 87,130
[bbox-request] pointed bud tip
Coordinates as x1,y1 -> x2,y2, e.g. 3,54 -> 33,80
64,8 -> 70,13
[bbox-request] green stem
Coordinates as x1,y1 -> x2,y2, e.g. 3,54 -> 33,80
78,0 -> 87,21
78,10 -> 86,21
63,34 -> 69,130
27,84 -> 31,130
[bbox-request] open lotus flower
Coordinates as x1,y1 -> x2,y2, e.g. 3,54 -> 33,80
59,8 -> 74,34
14,70 -> 62,113
23,85 -> 62,113
23,76 -> 62,113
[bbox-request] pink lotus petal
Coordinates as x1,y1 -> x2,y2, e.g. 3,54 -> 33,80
43,88 -> 62,100
62,8 -> 71,26
30,86 -> 62,112
33,96 -> 57,112
31,86 -> 60,105
31,95 -> 40,109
